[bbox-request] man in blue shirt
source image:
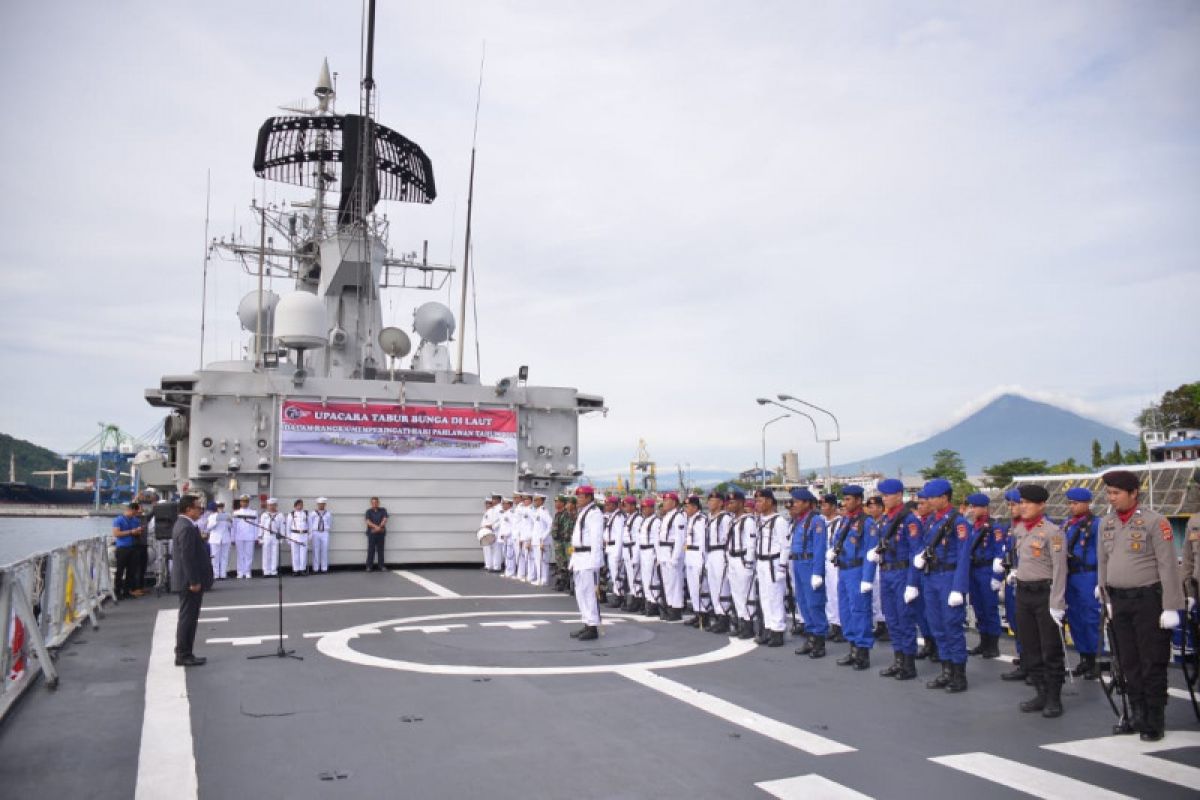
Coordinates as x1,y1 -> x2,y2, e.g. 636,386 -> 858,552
112,502 -> 144,599
829,485 -> 878,670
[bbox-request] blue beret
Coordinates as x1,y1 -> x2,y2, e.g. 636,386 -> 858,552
727,489 -> 746,501
206,501 -> 218,511
790,487 -> 817,503
966,493 -> 990,507
1065,487 -> 1092,502
922,479 -> 953,498
915,489 -> 929,499
1003,489 -> 1021,503
841,484 -> 864,497
877,478 -> 904,495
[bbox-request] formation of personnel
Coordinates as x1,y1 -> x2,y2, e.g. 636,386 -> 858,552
477,492 -> 555,585
198,495 -> 335,578
530,469 -> 1194,742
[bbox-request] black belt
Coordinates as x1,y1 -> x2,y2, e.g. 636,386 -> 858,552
1107,583 -> 1161,600
729,549 -> 746,557
639,545 -> 655,550
1018,579 -> 1051,592
970,559 -> 991,568
929,563 -> 957,573
1068,564 -> 1097,574
575,546 -> 591,553
838,558 -> 863,569
686,545 -> 701,551
794,551 -> 814,560
880,560 -> 910,572
757,553 -> 780,561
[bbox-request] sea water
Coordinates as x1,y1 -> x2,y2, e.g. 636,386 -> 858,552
0,516 -> 113,567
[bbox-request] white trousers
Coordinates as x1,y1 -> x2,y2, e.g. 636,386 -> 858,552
658,551 -> 684,608
503,540 -> 516,576
527,544 -> 540,584
706,551 -> 730,614
574,568 -> 600,626
235,540 -> 255,578
261,536 -> 279,575
605,545 -> 623,595
728,558 -> 753,621
685,552 -> 707,613
756,559 -> 787,633
490,541 -> 504,570
623,546 -> 641,597
210,541 -> 231,579
872,570 -> 884,622
290,535 -> 308,573
482,543 -> 494,570
639,548 -> 657,604
529,544 -> 548,585
310,531 -> 329,572
826,562 -> 841,625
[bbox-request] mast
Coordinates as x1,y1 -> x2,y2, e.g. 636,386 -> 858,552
456,45 -> 486,382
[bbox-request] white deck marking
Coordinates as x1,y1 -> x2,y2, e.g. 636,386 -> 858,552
756,774 -> 872,799
204,593 -> 558,611
135,609 -> 198,800
197,617 -> 228,623
1167,686 -> 1189,701
392,624 -> 468,633
207,634 -> 288,646
393,570 -> 461,598
616,667 -> 855,756
930,753 -> 1134,799
480,620 -> 550,630
559,618 -> 626,625
1043,731 -> 1200,790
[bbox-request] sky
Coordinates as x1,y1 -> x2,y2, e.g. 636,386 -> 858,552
1,1 -> 1198,480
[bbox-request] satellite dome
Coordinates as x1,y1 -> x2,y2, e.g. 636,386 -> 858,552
413,302 -> 455,344
237,290 -> 280,332
275,292 -> 327,350
378,327 -> 412,358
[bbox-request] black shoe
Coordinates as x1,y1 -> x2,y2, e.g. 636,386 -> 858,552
836,648 -> 857,666
874,622 -> 890,642
945,662 -> 968,693
1072,654 -> 1095,678
926,662 -> 951,689
767,631 -> 784,647
707,615 -> 730,634
666,607 -> 683,622
1042,681 -> 1063,718
809,636 -> 827,659
738,620 -> 756,640
174,655 -> 206,667
879,652 -> 903,678
981,634 -> 1001,659
1139,705 -> 1165,741
829,624 -> 845,643
1001,665 -> 1029,682
795,636 -> 815,656
895,653 -> 918,681
645,603 -> 659,617
1020,681 -> 1047,713
577,625 -> 599,641
853,646 -> 871,671
569,625 -> 589,639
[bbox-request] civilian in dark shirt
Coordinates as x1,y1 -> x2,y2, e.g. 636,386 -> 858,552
171,495 -> 214,667
364,497 -> 389,572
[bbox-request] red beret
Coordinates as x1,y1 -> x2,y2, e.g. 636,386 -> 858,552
575,485 -> 595,496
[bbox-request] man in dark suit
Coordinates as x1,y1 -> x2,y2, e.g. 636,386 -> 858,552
172,494 -> 214,667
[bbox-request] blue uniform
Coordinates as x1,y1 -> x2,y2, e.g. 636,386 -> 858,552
965,517 -> 1003,637
831,512 -> 878,649
1063,513 -> 1102,656
995,520 -> 1020,651
790,511 -> 828,637
920,510 -> 972,665
875,507 -> 923,657
914,515 -> 934,644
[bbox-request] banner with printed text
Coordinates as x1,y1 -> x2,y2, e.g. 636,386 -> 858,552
280,400 -> 517,461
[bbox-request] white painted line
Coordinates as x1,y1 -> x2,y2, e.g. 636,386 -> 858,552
996,654 -> 1015,663
135,609 -> 198,800
559,618 -> 627,625
616,667 -> 855,756
393,570 -> 461,598
480,620 -> 550,630
931,752 -> 1133,799
204,593 -> 558,611
1168,686 -> 1189,701
302,630 -> 380,639
207,635 -> 286,646
197,617 -> 228,623
756,774 -> 872,799
1043,732 -> 1200,790
392,624 -> 468,633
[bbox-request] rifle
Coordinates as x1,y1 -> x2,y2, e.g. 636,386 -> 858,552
1182,577 -> 1200,722
920,513 -> 956,576
783,565 -> 798,631
1096,595 -> 1133,733
744,564 -> 763,639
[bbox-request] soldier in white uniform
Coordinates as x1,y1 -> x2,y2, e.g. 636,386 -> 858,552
657,492 -> 687,621
530,493 -> 554,586
482,494 -> 504,572
725,489 -> 759,639
309,497 -> 333,574
232,496 -> 259,580
498,498 -> 516,577
683,496 -> 709,628
206,500 -> 232,580
478,497 -> 495,571
569,485 -> 605,641
755,488 -> 790,647
258,498 -> 284,577
620,496 -> 643,612
601,494 -> 626,607
821,493 -> 844,642
288,499 -> 310,576
638,497 -> 661,616
515,492 -> 534,581
703,491 -> 733,634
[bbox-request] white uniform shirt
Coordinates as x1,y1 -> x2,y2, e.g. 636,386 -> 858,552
728,512 -> 759,565
659,509 -> 687,564
233,508 -> 259,542
288,509 -> 310,534
569,501 -> 605,570
259,510 -> 285,542
534,505 -> 554,544
685,512 -> 708,557
309,509 -> 333,534
604,510 -> 626,548
206,511 -> 232,544
640,515 -> 662,548
497,508 -> 514,541
622,513 -> 642,546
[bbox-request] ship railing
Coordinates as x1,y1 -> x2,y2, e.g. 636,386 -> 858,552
0,536 -> 115,722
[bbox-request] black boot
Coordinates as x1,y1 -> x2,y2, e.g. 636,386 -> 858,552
874,621 -> 890,642
981,634 -> 1001,659
879,652 -> 903,678
836,647 -> 857,666
829,624 -> 845,643
915,640 -> 932,660
795,636 -> 815,656
658,604 -> 670,620
607,593 -> 623,608
684,613 -> 701,628
945,662 -> 968,693
577,625 -> 599,641
1072,654 -> 1095,678
928,640 -> 941,663
645,602 -> 659,618
1020,680 -> 1047,713
853,646 -> 871,671
1116,699 -> 1145,735
666,607 -> 683,622
569,624 -> 589,639
738,619 -> 756,640
895,653 -> 918,680
1139,705 -> 1165,742
767,630 -> 784,647
926,662 -> 951,689
708,614 -> 730,634
1001,663 -> 1029,682
809,635 -> 827,659
1042,680 -> 1063,718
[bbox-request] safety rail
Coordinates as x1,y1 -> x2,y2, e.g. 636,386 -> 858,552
0,536 -> 115,721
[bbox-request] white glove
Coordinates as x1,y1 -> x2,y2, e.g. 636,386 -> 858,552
1050,607 -> 1065,624
860,580 -> 873,594
866,549 -> 881,564
1094,585 -> 1101,601
825,548 -> 836,562
904,585 -> 919,604
990,578 -> 1002,592
1105,603 -> 1113,617
1189,597 -> 1197,613
913,552 -> 927,570
811,575 -> 824,590
948,591 -> 964,607
1159,609 -> 1181,630
1005,573 -> 1016,586
992,557 -> 1004,575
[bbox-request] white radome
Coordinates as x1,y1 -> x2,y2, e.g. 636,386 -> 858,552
412,301 -> 456,344
274,291 -> 327,350
237,290 -> 281,332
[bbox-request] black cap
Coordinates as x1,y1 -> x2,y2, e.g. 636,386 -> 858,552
685,495 -> 702,507
1017,484 -> 1050,503
754,488 -> 776,502
821,493 -> 838,505
1102,470 -> 1140,493
865,496 -> 883,507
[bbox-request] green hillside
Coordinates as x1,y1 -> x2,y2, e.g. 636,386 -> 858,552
0,433 -> 68,488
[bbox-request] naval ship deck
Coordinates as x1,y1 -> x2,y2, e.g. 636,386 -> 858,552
1,567 -> 1197,799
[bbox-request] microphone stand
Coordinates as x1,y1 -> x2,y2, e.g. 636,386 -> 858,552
244,518 -> 304,662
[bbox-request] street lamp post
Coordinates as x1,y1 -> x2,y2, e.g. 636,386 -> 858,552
760,415 -> 789,488
768,394 -> 840,490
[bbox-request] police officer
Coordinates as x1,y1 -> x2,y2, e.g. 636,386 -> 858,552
725,490 -> 758,639
1063,487 -> 1102,679
827,485 -> 877,670
910,479 -> 970,693
704,491 -> 733,633
657,492 -> 687,621
964,493 -> 1003,659
754,488 -> 789,647
790,488 -> 829,659
568,486 -> 605,641
683,496 -> 710,628
912,490 -> 937,662
1098,469 -> 1184,741
868,479 -> 922,680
